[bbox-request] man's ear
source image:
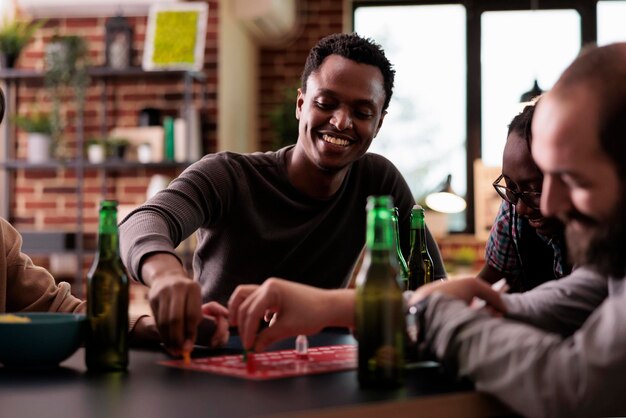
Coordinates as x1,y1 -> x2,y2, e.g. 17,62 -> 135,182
373,110 -> 387,138
296,88 -> 304,120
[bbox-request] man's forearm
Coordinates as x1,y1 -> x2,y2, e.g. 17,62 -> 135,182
140,252 -> 189,287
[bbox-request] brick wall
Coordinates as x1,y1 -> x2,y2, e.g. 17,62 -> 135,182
8,2 -> 219,233
7,0 -> 345,234
258,0 -> 345,150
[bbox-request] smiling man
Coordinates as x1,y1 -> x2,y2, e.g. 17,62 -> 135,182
479,102 -> 571,291
119,33 -> 446,354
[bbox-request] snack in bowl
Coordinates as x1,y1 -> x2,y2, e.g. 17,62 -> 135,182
0,312 -> 86,368
0,313 -> 32,323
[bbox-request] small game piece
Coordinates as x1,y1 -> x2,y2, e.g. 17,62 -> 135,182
295,334 -> 308,359
242,347 -> 254,363
246,352 -> 256,374
183,350 -> 191,366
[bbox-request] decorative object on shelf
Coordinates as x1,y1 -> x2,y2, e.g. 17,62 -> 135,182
163,116 -> 175,161
105,137 -> 130,160
137,142 -> 153,164
138,107 -> 162,126
0,15 -> 45,69
105,14 -> 132,69
142,2 -> 208,71
109,126 -> 165,163
85,138 -> 106,164
44,34 -> 90,159
12,111 -> 54,163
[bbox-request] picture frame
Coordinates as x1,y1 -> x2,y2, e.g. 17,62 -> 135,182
142,2 -> 208,71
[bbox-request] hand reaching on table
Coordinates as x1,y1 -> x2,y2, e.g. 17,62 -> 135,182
408,277 -> 508,314
141,253 -> 203,355
228,278 -> 355,353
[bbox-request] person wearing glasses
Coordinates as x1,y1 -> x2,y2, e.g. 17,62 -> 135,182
478,102 -> 571,291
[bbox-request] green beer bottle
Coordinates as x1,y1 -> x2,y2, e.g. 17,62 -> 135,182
356,196 -> 405,389
407,204 -> 434,290
86,200 -> 129,371
391,207 -> 409,290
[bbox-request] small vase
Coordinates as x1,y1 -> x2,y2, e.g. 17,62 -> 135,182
27,133 -> 52,163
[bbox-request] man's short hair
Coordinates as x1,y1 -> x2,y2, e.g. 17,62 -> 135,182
300,33 -> 395,111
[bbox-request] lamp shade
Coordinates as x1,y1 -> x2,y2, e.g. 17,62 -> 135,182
425,174 -> 467,214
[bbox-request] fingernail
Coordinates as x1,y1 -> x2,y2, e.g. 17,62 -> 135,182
183,340 -> 194,353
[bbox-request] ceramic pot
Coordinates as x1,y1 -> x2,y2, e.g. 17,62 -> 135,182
27,133 -> 52,163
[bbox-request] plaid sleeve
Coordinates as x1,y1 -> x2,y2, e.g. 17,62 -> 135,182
484,202 -> 521,276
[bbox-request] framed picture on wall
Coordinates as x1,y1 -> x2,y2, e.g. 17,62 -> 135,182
142,2 -> 208,71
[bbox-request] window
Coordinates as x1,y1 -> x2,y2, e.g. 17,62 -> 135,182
354,4 -> 467,230
353,0 -> 625,233
481,10 -> 581,167
598,1 -> 626,45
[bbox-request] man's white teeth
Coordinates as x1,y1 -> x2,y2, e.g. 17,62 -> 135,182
322,134 -> 350,146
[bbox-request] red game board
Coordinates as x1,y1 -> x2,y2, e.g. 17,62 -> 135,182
159,344 -> 357,380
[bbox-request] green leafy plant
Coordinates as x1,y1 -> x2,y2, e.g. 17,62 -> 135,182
268,83 -> 299,150
44,34 -> 90,158
0,18 -> 46,57
12,111 -> 53,135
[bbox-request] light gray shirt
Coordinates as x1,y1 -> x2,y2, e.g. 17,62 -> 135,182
423,266 -> 625,418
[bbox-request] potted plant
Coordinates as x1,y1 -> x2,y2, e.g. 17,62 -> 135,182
0,17 -> 45,69
44,34 -> 90,159
105,137 -> 130,160
268,83 -> 299,150
12,111 -> 54,163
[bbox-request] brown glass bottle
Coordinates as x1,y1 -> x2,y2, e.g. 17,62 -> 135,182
407,204 -> 434,290
86,200 -> 129,371
355,196 -> 405,389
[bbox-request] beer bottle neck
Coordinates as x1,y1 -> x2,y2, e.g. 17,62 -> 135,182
96,208 -> 120,259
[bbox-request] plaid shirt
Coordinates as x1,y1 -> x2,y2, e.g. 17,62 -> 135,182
485,201 -> 566,280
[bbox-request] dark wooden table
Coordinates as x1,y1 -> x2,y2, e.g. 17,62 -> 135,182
0,330 -> 512,418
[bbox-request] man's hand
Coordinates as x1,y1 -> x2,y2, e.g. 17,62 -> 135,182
228,278 -> 355,353
141,253 -> 202,355
200,302 -> 230,347
409,277 -> 508,314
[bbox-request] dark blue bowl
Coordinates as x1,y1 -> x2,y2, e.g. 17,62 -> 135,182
0,312 -> 86,368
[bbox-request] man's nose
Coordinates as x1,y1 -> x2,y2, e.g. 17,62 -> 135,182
540,175 -> 571,218
330,108 -> 353,131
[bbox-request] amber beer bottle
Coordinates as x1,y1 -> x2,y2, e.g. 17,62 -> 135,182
407,204 -> 434,290
391,207 -> 409,290
356,196 -> 405,388
86,200 -> 129,371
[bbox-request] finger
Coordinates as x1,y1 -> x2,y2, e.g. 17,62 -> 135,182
155,292 -> 176,351
211,315 -> 230,347
238,289 -> 273,349
471,282 -> 508,313
228,285 -> 259,326
202,301 -> 229,318
184,284 -> 202,349
166,292 -> 186,354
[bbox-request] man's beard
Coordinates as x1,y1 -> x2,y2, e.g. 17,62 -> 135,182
565,197 -> 626,278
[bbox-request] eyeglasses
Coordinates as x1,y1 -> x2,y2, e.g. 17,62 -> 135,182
492,174 -> 541,210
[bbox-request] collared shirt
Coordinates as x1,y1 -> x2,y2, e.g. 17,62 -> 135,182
485,202 -> 567,288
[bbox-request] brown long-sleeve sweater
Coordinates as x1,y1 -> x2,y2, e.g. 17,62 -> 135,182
0,218 -> 84,313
